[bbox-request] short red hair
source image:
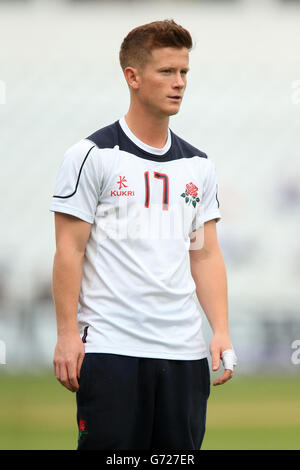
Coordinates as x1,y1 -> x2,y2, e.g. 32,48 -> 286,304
119,19 -> 193,71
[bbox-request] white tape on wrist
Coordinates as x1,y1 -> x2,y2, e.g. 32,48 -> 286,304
221,349 -> 237,371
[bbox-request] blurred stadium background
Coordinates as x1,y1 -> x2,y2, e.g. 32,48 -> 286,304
0,0 -> 300,450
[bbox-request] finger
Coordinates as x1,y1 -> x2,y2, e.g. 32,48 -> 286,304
59,363 -> 76,392
53,359 -> 58,379
213,369 -> 233,386
221,349 -> 237,371
211,350 -> 221,371
222,369 -> 234,381
66,360 -> 79,392
55,362 -> 64,384
77,353 -> 85,381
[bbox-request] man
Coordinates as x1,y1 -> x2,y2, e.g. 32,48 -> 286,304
50,19 -> 236,450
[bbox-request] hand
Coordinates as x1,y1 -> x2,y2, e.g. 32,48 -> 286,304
209,333 -> 236,386
53,333 -> 85,392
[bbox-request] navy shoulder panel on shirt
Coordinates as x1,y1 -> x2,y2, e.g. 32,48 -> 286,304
170,131 -> 208,160
86,121 -> 119,149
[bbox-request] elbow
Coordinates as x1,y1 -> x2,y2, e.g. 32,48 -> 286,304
189,245 -> 222,264
54,245 -> 86,262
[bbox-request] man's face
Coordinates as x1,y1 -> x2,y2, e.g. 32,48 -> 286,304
135,47 -> 189,118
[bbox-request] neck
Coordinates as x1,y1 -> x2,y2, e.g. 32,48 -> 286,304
125,103 -> 169,149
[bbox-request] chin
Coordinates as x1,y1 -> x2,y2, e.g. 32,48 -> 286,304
160,105 -> 181,117
167,108 -> 180,117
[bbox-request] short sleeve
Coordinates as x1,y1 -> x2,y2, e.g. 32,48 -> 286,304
190,158 -> 221,233
49,139 -> 101,224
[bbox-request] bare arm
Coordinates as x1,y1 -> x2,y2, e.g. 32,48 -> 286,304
52,212 -> 92,392
189,219 -> 234,385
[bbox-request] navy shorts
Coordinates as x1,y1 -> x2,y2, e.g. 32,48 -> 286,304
76,353 -> 210,450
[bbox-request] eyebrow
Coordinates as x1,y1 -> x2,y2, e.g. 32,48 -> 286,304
158,66 -> 190,71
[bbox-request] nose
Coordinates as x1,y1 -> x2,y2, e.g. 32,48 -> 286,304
173,72 -> 185,88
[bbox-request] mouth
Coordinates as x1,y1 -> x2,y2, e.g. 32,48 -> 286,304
167,96 -> 182,102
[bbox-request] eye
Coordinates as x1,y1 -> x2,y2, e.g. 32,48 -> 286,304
161,70 -> 171,74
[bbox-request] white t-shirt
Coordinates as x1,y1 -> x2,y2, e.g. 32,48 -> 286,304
49,117 -> 221,360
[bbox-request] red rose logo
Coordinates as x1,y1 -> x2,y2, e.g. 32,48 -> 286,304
181,182 -> 200,208
186,182 -> 198,197
79,419 -> 86,431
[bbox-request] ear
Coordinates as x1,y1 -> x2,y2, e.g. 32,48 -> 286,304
123,67 -> 140,90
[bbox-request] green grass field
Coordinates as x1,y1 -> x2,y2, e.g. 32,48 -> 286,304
0,371 -> 299,450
